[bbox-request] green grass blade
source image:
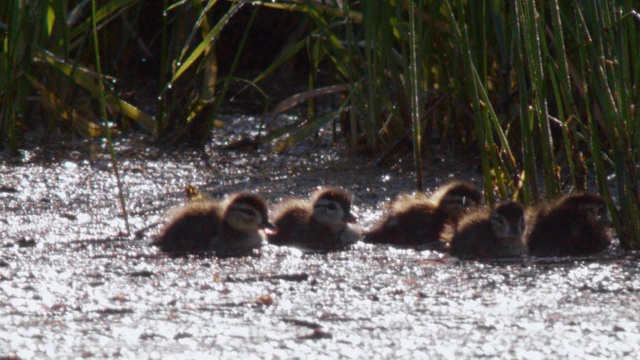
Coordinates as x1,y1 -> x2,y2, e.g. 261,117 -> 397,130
34,46 -> 155,133
90,0 -> 129,235
170,0 -> 247,85
408,1 -> 423,191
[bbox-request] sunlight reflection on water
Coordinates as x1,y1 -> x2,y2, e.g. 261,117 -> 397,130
1,131 -> 639,358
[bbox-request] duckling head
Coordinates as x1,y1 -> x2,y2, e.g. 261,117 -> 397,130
490,201 -> 526,242
558,193 -> 610,226
224,193 -> 276,233
311,187 -> 357,228
436,181 -> 483,220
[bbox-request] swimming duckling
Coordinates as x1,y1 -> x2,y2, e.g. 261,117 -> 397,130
268,187 -> 361,250
526,193 -> 611,257
154,192 -> 275,255
447,201 -> 527,258
364,181 -> 482,247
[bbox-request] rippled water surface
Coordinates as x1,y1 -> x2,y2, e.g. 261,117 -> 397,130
1,119 -> 639,359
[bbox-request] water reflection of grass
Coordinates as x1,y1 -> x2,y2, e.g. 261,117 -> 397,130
1,1 -> 638,247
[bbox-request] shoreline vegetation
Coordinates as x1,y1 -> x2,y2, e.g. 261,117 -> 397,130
1,1 -> 638,247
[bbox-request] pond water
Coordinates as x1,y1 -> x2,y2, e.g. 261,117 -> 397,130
1,118 -> 639,359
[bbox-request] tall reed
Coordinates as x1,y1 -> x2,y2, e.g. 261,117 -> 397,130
90,0 -> 129,234
442,0 -> 639,247
289,0 -> 639,246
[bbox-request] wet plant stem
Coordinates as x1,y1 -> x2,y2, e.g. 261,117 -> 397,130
157,0 -> 170,133
90,0 -> 130,235
408,1 -> 423,191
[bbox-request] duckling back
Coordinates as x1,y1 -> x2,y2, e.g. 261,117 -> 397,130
364,194 -> 444,246
154,201 -> 224,253
154,192 -> 272,255
449,201 -> 527,258
268,199 -> 312,246
526,193 -> 611,257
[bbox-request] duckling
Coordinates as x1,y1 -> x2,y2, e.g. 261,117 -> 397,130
447,201 -> 527,258
364,181 -> 482,247
153,192 -> 275,255
268,187 -> 361,250
526,193 -> 611,257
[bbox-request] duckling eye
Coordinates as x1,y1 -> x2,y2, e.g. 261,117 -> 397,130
599,206 -> 608,218
327,203 -> 337,210
446,196 -> 462,205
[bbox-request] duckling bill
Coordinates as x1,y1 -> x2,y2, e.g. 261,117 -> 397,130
268,187 -> 361,250
153,192 -> 275,256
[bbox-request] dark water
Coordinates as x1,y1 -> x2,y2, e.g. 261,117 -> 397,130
2,118 -> 639,358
